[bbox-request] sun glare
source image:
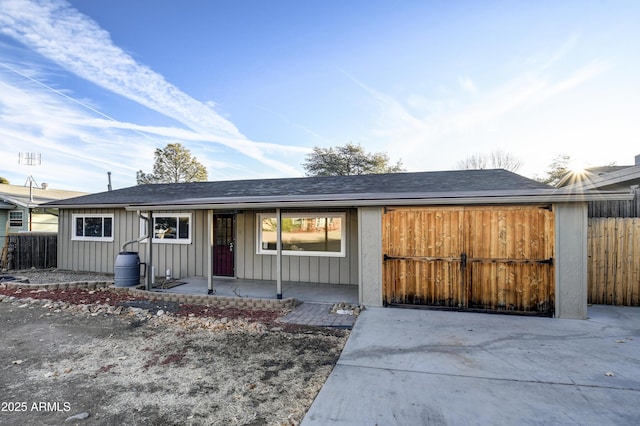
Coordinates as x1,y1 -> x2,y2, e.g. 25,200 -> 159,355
562,160 -> 593,187
567,159 -> 589,174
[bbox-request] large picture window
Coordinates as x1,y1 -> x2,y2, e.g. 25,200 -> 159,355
72,214 -> 114,242
257,213 -> 346,257
140,213 -> 191,244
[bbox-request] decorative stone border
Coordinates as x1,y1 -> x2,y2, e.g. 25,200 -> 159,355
1,280 -> 299,310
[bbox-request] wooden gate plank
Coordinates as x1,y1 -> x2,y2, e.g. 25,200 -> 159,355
383,206 -> 554,313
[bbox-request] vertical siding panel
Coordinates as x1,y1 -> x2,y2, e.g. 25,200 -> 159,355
309,257 -> 319,282
289,256 -> 300,282
59,210 -> 67,269
179,240 -> 187,279
327,257 -> 338,284
339,211 -> 355,284
235,213 -> 246,279
299,256 -> 310,282
338,257 -> 349,285
350,210 -> 359,285
192,211 -> 202,277
318,257 -> 329,282
280,256 -> 288,281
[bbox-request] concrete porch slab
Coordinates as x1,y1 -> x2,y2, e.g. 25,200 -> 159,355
152,276 -> 359,305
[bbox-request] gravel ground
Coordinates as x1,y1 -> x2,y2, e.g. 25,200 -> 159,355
0,269 -> 349,425
4,269 -> 115,284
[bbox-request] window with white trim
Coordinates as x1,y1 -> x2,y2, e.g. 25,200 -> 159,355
72,214 -> 114,241
140,213 -> 192,244
257,213 -> 346,257
9,211 -> 23,228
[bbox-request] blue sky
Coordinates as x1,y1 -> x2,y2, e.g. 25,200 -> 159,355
1,0 -> 639,192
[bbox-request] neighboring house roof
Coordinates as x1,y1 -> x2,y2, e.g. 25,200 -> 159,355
44,169 -> 632,210
558,154 -> 640,190
0,184 -> 88,209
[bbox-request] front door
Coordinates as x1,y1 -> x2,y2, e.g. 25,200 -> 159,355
213,214 -> 234,276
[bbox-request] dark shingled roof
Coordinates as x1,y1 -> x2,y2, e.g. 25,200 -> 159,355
45,169 -> 552,207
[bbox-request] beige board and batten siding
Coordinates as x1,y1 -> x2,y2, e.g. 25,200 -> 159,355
58,208 -> 120,274
234,210 -> 359,285
58,209 -> 209,279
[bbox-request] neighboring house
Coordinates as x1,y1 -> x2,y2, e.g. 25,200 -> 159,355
44,169 -> 632,319
0,183 -> 88,235
558,154 -> 640,306
558,153 -> 640,217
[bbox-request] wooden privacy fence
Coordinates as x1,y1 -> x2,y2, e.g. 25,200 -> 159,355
588,218 -> 640,306
589,187 -> 640,218
3,233 -> 57,270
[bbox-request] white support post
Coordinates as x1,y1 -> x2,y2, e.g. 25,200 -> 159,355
145,210 -> 153,291
207,210 -> 214,294
276,208 -> 282,299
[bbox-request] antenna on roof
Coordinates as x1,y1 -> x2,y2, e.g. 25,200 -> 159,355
19,152 -> 41,202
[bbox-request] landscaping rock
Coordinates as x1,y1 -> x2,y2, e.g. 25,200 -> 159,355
65,412 -> 90,422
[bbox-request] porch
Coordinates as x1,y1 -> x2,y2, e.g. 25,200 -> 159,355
152,277 -> 359,305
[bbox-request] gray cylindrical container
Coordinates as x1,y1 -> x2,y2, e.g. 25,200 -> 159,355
114,252 -> 141,287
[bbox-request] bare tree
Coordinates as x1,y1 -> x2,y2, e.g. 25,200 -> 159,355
456,150 -> 522,172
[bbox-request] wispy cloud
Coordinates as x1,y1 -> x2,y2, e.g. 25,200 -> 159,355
341,35 -> 609,172
458,76 -> 477,93
0,71 -> 160,189
339,69 -> 435,158
0,0 -> 305,181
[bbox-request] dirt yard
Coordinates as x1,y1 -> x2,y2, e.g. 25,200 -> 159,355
0,283 -> 348,425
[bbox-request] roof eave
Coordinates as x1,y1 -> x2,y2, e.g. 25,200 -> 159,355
123,190 -> 633,211
564,166 -> 640,190
42,203 -> 131,209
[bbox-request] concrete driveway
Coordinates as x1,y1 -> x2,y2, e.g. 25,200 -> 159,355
303,305 -> 640,425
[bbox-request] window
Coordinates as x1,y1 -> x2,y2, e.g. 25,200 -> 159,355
257,213 -> 346,257
9,211 -> 23,228
140,213 -> 191,244
72,214 -> 114,241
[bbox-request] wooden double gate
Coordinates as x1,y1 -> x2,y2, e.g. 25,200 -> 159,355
383,206 -> 555,315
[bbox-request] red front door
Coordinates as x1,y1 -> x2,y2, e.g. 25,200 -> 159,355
213,214 -> 234,276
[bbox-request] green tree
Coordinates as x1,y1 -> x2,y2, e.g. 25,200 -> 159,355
302,143 -> 405,176
0,177 -> 9,184
537,154 -> 570,186
137,143 -> 208,184
456,150 -> 522,172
